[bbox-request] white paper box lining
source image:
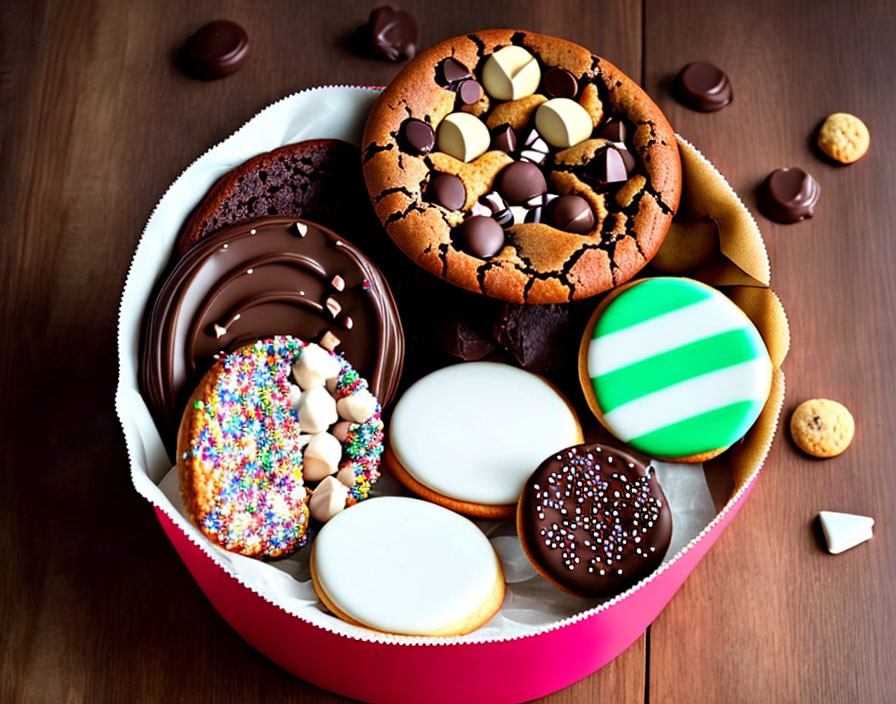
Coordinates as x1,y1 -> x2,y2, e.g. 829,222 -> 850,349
116,85 -> 752,646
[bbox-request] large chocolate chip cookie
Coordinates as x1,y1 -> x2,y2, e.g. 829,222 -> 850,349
362,30 -> 682,304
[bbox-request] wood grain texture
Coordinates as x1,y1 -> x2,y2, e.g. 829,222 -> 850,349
3,0 -> 893,702
644,1 -> 896,703
0,2 -> 644,703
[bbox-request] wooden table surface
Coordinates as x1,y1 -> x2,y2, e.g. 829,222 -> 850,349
2,1 -> 894,702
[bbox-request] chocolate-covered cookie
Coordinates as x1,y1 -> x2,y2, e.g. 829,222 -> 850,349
141,216 -> 404,442
517,443 -> 672,597
176,139 -> 377,256
362,30 -> 681,304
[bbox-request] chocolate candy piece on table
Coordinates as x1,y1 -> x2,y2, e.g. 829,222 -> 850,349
140,216 -> 404,443
181,20 -> 250,80
177,140 -> 379,256
673,61 -> 733,112
177,336 -> 385,558
580,277 -> 773,462
759,167 -> 820,223
386,362 -> 583,518
311,497 -> 505,636
358,6 -> 417,61
517,443 -> 672,597
362,29 -> 682,304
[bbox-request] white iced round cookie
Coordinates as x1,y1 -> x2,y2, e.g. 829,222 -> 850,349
311,497 -> 504,636
387,362 -> 582,516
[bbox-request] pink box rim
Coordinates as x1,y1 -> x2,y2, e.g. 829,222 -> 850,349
115,84 -> 785,650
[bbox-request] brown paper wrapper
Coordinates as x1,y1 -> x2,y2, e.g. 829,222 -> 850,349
591,136 -> 790,496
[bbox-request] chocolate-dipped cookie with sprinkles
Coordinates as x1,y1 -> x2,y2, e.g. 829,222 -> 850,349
141,216 -> 404,445
517,443 -> 672,597
362,29 -> 681,304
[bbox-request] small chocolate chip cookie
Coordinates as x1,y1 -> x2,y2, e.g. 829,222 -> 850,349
817,113 -> 870,165
790,399 -> 855,458
362,29 -> 682,304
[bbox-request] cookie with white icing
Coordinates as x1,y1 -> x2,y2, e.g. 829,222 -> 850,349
386,362 -> 583,518
579,277 -> 772,462
310,497 -> 505,636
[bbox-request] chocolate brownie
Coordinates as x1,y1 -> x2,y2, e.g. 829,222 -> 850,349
177,139 -> 379,256
362,30 -> 682,304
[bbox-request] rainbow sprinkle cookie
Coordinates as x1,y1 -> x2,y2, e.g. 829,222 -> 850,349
177,336 -> 384,558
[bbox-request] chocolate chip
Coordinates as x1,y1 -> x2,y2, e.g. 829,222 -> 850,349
182,20 -> 250,80
491,124 -> 517,154
497,161 -> 547,205
477,191 -> 508,214
590,147 -> 630,186
674,61 -> 732,112
361,6 -> 417,62
542,67 -> 579,99
440,56 -> 471,85
596,119 -> 627,143
427,173 -> 466,210
401,118 -> 434,154
519,128 -> 550,165
617,146 -> 636,173
457,79 -> 483,105
456,216 -> 505,258
525,207 -> 543,224
493,208 -> 515,229
759,167 -> 819,223
546,195 -> 594,233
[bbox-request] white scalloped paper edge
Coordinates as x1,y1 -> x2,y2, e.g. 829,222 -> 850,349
115,85 -> 781,647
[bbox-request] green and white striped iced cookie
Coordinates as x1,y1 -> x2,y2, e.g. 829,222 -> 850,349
581,278 -> 772,461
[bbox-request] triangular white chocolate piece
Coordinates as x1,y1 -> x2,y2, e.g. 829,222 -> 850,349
818,511 -> 874,554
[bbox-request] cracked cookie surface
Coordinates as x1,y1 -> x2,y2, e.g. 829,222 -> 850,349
362,30 -> 682,304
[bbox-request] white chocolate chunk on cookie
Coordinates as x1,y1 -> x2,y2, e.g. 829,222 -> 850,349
436,112 -> 490,163
302,432 -> 343,481
292,343 -> 341,390
337,388 -> 378,423
482,46 -> 541,101
336,464 -> 357,487
535,98 -> 593,149
298,386 -> 338,433
309,476 -> 349,522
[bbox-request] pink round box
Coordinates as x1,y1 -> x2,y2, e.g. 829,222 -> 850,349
117,85 -> 788,703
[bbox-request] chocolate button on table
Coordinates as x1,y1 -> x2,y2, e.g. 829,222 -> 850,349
1,1 -> 894,702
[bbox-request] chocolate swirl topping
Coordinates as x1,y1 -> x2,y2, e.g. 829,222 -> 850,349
519,443 -> 672,597
140,216 -> 404,444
